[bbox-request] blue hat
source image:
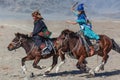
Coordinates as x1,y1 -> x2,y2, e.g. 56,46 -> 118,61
77,3 -> 84,11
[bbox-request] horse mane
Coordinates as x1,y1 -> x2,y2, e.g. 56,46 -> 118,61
15,32 -> 32,40
69,32 -> 79,39
62,29 -> 79,39
50,38 -> 57,41
61,29 -> 73,35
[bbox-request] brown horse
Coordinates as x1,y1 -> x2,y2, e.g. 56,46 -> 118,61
56,29 -> 120,76
7,33 -> 65,76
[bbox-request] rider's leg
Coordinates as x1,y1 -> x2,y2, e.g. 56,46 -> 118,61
40,43 -> 46,49
34,36 -> 51,55
84,26 -> 100,56
85,36 -> 94,56
40,43 -> 51,55
89,46 -> 94,56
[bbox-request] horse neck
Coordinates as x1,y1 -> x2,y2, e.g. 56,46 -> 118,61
68,37 -> 82,51
21,39 -> 34,54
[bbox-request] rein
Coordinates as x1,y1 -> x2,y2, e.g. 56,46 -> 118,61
26,44 -> 35,55
11,37 -> 33,54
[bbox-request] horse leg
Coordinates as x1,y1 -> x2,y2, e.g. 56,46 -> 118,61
95,37 -> 112,72
32,56 -> 43,69
95,54 -> 109,72
55,51 -> 65,73
45,55 -> 59,74
95,47 -> 110,72
76,55 -> 87,72
21,55 -> 34,74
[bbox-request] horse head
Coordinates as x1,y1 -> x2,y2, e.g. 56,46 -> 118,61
7,32 -> 29,51
58,29 -> 73,39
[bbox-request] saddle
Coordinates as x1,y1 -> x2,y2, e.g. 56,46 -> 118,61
90,40 -> 100,51
41,39 -> 54,55
76,31 -> 100,53
46,39 -> 54,50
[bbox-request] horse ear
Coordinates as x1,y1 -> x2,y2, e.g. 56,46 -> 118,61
15,32 -> 20,37
15,33 -> 17,36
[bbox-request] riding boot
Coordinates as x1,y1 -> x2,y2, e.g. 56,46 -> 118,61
89,46 -> 94,56
40,43 -> 50,55
96,40 -> 100,44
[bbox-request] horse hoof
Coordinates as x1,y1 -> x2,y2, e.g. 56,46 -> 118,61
89,69 -> 95,76
55,67 -> 60,73
43,74 -> 47,77
45,71 -> 50,74
41,66 -> 46,69
85,67 -> 91,73
30,72 -> 35,78
86,74 -> 95,78
95,67 -> 100,72
100,66 -> 104,71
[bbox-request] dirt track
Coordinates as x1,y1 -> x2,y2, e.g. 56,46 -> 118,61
0,20 -> 120,80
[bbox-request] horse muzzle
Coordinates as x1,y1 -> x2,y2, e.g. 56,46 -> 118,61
7,47 -> 13,51
7,43 -> 15,51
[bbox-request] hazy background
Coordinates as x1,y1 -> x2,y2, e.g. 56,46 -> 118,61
0,1 -> 120,80
0,0 -> 120,20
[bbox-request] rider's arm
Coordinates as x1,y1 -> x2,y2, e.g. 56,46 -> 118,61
66,20 -> 78,25
71,7 -> 79,16
72,11 -> 79,16
32,20 -> 45,36
28,32 -> 33,37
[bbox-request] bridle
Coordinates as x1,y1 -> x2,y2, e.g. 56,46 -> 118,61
10,36 -> 35,54
11,37 -> 25,48
62,35 -> 69,46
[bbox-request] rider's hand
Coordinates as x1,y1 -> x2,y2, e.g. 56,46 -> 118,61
66,20 -> 77,25
28,32 -> 33,37
71,7 -> 75,11
66,20 -> 71,23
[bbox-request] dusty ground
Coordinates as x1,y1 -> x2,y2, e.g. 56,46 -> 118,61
0,19 -> 120,80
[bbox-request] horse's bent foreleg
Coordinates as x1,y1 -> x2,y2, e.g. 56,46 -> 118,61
76,55 -> 86,71
33,56 -> 43,69
45,55 -> 59,74
55,51 -> 65,73
21,55 -> 34,74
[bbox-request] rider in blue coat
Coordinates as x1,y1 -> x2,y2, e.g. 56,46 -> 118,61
31,10 -> 52,55
66,3 -> 100,56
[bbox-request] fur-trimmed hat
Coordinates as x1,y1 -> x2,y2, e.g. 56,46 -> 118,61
32,10 -> 42,18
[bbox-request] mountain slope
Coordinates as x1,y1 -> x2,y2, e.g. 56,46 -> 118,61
0,0 -> 120,19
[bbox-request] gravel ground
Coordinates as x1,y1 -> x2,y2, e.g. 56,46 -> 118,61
0,20 -> 120,80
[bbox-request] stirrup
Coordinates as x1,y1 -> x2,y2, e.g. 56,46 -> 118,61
42,47 -> 47,51
41,47 -> 50,55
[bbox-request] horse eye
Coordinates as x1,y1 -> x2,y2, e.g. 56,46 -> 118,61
13,38 -> 19,42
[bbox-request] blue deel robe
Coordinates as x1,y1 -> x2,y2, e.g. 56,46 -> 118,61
32,18 -> 47,47
73,11 -> 100,40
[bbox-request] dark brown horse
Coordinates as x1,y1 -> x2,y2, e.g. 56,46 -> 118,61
7,33 -> 65,76
56,29 -> 120,76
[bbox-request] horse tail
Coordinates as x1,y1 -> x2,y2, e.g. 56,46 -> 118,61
111,39 -> 120,53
